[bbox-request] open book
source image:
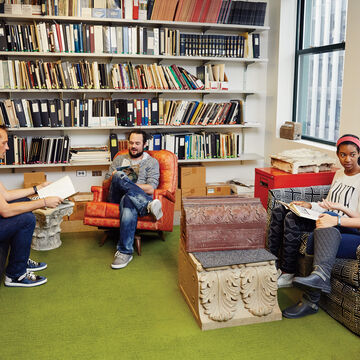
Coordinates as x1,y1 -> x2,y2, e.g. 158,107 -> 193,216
37,175 -> 76,200
278,200 -> 321,221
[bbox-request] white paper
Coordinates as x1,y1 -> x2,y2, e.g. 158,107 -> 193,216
37,176 -> 76,200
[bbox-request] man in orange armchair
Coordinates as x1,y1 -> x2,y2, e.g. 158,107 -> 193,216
105,130 -> 162,269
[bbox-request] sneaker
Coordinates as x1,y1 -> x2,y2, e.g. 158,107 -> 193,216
147,199 -> 163,221
27,258 -> 47,272
111,251 -> 133,269
4,271 -> 47,288
278,273 -> 294,288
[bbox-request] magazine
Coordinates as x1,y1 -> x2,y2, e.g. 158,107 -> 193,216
116,165 -> 139,182
37,175 -> 76,200
278,200 -> 321,221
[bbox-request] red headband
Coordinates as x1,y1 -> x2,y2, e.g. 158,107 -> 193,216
336,136 -> 360,149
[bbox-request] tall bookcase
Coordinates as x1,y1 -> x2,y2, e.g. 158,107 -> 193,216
0,10 -> 268,190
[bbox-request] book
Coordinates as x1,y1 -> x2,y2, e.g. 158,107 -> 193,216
37,175 -> 76,200
278,201 -> 320,221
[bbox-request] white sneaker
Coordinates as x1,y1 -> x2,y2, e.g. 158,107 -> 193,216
147,199 -> 163,221
277,273 -> 294,288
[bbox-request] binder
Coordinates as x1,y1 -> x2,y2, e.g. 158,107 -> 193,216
6,134 -> 15,165
126,99 -> 134,126
0,22 -> 7,51
153,133 -> 161,150
39,100 -> 50,127
29,100 -> 42,127
109,133 -> 118,160
151,98 -> 159,125
48,100 -> 59,127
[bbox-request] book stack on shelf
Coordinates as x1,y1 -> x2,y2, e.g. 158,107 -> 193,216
0,22 -> 260,59
0,60 -> 204,91
147,132 -> 242,161
0,98 -> 243,129
3,135 -> 70,166
0,0 -> 267,26
69,145 -> 111,165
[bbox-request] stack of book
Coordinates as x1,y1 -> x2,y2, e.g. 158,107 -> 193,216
69,145 -> 111,164
0,60 -> 204,91
147,132 -> 241,160
2,135 -> 70,165
0,98 -> 243,129
0,1 -> 267,26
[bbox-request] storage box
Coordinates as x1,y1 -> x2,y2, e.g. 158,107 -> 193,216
181,196 -> 267,252
24,172 -> 46,188
181,187 -> 206,198
206,183 -> 231,196
179,166 -> 206,189
68,193 -> 93,221
254,167 -> 336,208
279,121 -> 302,140
175,188 -> 182,211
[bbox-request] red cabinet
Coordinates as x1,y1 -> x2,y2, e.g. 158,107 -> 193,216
254,167 -> 336,208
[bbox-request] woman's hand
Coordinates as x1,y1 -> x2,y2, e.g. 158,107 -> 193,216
316,213 -> 338,228
44,196 -> 63,208
290,201 -> 311,209
318,199 -> 345,212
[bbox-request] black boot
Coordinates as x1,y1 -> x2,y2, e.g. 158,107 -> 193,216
293,227 -> 341,293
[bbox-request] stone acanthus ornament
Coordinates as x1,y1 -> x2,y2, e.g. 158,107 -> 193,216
199,262 -> 278,322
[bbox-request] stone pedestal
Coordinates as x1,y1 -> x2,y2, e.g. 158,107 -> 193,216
31,201 -> 74,251
178,245 -> 282,330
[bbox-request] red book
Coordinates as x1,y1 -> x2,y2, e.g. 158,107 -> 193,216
133,0 -> 139,20
210,0 -> 223,23
199,0 -> 211,23
135,99 -> 142,126
204,0 -> 217,23
191,0 -> 204,22
171,64 -> 189,90
174,0 -> 185,21
55,23 -> 63,52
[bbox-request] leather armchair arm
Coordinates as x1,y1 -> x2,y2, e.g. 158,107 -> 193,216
91,186 -> 105,202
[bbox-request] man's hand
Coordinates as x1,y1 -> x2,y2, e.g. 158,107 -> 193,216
316,213 -> 337,228
44,196 -> 63,208
37,181 -> 50,191
290,201 -> 311,209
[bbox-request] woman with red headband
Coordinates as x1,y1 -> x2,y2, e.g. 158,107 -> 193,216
268,134 -> 360,292
282,134 -> 360,318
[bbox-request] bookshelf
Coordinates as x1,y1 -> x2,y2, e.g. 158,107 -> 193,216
0,4 -> 268,180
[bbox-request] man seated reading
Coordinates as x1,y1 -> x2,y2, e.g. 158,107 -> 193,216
105,130 -> 163,269
0,125 -> 62,287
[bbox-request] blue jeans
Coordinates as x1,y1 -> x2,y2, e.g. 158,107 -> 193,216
108,171 -> 152,254
0,198 -> 36,279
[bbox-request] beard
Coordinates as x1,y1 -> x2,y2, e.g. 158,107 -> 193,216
129,148 -> 144,159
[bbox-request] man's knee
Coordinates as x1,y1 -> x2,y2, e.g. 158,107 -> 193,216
18,212 -> 36,229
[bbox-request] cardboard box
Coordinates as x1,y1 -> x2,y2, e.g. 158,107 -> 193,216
206,183 -> 231,196
23,172 -> 46,189
181,187 -> 206,198
68,192 -> 93,221
179,166 -> 206,189
175,188 -> 182,211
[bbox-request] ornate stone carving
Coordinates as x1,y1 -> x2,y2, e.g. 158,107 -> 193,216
199,270 -> 240,321
240,263 -> 278,316
32,201 -> 74,251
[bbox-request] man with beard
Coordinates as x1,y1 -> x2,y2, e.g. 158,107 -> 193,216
105,130 -> 162,269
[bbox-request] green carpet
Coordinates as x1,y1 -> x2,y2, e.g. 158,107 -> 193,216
0,227 -> 359,360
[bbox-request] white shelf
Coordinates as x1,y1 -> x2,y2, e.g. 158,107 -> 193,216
0,14 -> 269,32
6,123 -> 261,132
0,51 -> 268,64
0,162 -> 110,169
177,154 -> 262,163
0,89 -> 255,95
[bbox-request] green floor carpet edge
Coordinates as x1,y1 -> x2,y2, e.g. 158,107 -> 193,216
0,227 -> 359,360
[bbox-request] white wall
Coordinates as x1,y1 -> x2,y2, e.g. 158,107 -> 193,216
265,0 -> 360,165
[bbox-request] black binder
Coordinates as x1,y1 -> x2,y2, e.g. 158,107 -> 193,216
13,100 -> 27,127
29,100 -> 42,127
109,133 -> 118,160
0,22 -> 7,51
39,100 -> 50,127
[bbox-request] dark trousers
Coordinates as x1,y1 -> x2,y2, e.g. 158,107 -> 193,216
108,172 -> 152,255
0,198 -> 36,279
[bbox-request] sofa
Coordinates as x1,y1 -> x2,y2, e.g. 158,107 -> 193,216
266,185 -> 360,335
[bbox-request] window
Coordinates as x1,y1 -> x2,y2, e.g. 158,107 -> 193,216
293,0 -> 347,144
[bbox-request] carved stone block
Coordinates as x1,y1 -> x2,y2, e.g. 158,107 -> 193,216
181,196 -> 267,252
178,245 -> 282,330
32,201 -> 74,251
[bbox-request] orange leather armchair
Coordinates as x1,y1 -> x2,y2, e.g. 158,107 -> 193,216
83,149 -> 178,255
